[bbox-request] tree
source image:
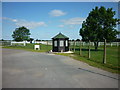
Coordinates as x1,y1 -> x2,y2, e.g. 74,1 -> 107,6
80,6 -> 120,50
76,39 -> 80,41
1,39 -> 4,41
12,26 -> 31,41
36,39 -> 39,41
72,39 -> 75,41
27,38 -> 34,43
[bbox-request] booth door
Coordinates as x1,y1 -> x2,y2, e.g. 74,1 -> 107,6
59,40 -> 65,52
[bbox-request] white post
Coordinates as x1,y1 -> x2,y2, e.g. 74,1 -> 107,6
11,42 -> 12,46
98,42 -> 100,46
110,43 -> 112,47
92,42 -> 94,46
23,41 -> 26,46
83,42 -> 84,46
75,41 -> 76,46
117,42 -> 119,47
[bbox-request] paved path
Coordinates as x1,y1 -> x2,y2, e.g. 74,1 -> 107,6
2,48 -> 118,88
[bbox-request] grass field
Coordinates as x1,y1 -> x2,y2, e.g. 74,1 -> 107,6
3,43 -> 52,52
71,45 -> 119,67
3,43 -> 119,74
70,45 -> 119,73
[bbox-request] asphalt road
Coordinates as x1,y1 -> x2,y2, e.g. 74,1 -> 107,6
2,48 -> 118,88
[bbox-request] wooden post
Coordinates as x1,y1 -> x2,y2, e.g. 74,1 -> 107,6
73,41 -> 75,52
103,39 -> 106,64
69,42 -> 71,51
79,41 -> 82,56
88,40 -> 90,59
47,40 -> 48,52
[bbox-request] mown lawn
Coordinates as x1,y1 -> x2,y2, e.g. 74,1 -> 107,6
3,43 -> 52,52
3,43 -> 119,73
72,46 -> 119,66
58,45 -> 119,73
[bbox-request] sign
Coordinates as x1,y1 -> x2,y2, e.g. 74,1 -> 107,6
34,45 -> 40,50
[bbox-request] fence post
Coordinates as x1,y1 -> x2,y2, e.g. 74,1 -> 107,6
73,41 -> 75,52
103,39 -> 106,64
110,42 -> 112,47
11,42 -> 12,46
82,42 -> 84,46
47,40 -> 48,52
24,41 -> 26,46
79,41 -> 82,56
92,42 -> 94,46
117,42 -> 119,47
98,42 -> 100,46
88,40 -> 90,59
69,42 -> 71,51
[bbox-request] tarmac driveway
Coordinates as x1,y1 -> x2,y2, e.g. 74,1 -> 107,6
2,48 -> 118,88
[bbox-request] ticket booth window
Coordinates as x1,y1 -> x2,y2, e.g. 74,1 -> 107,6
54,41 -> 57,47
60,40 -> 64,47
66,40 -> 68,46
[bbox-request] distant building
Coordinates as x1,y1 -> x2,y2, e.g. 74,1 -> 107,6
52,32 -> 69,52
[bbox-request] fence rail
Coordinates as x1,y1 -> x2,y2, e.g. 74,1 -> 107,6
69,41 -> 120,47
0,40 -> 120,47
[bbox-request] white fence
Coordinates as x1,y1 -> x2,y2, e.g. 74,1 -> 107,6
35,41 -> 119,46
34,41 -> 52,45
69,41 -> 120,47
0,40 -> 119,47
11,41 -> 30,46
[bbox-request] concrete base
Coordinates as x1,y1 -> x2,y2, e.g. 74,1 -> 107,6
52,50 -> 73,53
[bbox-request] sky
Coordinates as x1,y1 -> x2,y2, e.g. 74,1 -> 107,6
1,1 -> 119,40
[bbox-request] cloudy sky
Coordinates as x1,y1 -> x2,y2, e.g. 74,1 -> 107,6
1,2 -> 119,40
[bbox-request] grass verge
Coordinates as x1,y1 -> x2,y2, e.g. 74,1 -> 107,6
55,53 -> 119,74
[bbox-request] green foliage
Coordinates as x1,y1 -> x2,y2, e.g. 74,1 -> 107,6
12,26 -> 31,41
27,38 -> 34,43
80,6 -> 120,50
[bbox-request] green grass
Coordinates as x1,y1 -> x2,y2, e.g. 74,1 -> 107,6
55,52 -> 119,74
68,45 -> 119,73
3,43 -> 119,74
3,43 -> 52,52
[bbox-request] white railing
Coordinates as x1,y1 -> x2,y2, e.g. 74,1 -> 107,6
11,41 -> 30,46
69,41 -> 120,47
1,40 -> 119,47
